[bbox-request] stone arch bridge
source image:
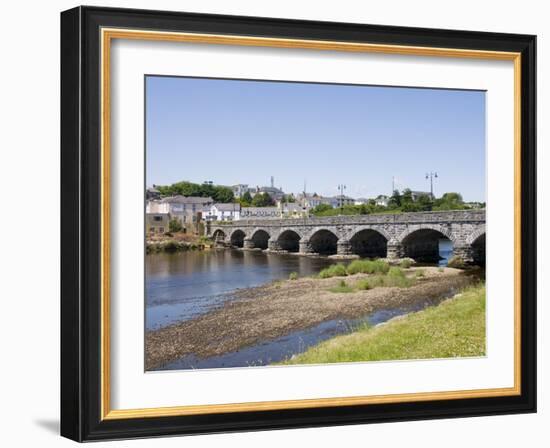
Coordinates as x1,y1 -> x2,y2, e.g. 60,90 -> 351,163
207,210 -> 486,264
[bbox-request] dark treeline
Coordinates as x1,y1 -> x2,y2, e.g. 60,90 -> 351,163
156,181 -> 234,203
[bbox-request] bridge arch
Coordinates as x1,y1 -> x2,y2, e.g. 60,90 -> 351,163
349,228 -> 389,258
212,229 -> 226,242
469,229 -> 486,266
277,229 -> 301,252
229,229 -> 246,248
466,225 -> 486,245
399,225 -> 454,263
250,229 -> 270,250
398,224 -> 455,244
309,228 -> 339,255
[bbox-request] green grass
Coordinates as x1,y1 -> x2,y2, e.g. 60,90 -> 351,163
352,272 -> 414,291
346,259 -> 390,275
319,263 -> 348,278
326,265 -> 415,293
400,259 -> 413,268
318,260 -> 390,279
289,272 -> 298,280
281,283 -> 486,365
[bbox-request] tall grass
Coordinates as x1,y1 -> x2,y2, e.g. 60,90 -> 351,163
346,259 -> 390,275
354,270 -> 414,291
318,259 -> 390,279
318,261 -> 415,290
319,264 -> 348,278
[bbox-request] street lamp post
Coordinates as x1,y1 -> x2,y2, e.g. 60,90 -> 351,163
425,172 -> 438,199
337,184 -> 346,213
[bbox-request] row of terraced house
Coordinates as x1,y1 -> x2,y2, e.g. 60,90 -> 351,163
145,187 -> 308,235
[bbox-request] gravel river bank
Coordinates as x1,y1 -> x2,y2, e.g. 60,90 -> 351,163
145,267 -> 476,370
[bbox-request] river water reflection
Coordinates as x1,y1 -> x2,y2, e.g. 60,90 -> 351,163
146,250 -> 337,330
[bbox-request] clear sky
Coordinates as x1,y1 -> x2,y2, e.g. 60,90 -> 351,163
146,76 -> 486,202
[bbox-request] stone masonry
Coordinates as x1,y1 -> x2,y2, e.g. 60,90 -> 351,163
208,210 -> 485,263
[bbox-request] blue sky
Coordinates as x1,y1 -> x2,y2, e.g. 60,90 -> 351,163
146,76 -> 486,202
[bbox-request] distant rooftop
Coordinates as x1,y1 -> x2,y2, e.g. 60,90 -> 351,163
212,203 -> 240,211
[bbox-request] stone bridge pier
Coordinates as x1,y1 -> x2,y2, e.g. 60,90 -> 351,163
208,210 -> 486,265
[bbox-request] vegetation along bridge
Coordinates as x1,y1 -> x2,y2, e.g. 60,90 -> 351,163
207,210 -> 486,265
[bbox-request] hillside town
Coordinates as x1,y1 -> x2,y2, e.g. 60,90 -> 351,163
145,176 -> 484,236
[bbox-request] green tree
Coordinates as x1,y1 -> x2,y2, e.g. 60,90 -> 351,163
433,192 -> 465,210
401,188 -> 413,204
155,180 -> 234,203
283,194 -> 296,203
401,201 -> 422,212
168,218 -> 183,233
251,192 -> 275,207
311,203 -> 333,215
241,191 -> 253,205
417,193 -> 433,211
212,186 -> 234,203
388,189 -> 402,208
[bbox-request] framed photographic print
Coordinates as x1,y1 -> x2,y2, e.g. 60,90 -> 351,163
60,6 -> 536,442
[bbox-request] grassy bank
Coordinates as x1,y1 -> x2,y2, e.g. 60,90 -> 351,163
280,283 -> 485,365
146,233 -> 213,254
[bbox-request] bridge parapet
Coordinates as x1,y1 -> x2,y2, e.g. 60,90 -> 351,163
213,210 -> 485,228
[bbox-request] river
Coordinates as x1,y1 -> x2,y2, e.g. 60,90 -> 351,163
146,250 -> 337,331
146,245 -> 460,370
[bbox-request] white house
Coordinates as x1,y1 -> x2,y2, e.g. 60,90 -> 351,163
374,195 -> 390,207
146,200 -> 169,214
145,201 -> 170,234
280,202 -> 306,218
326,195 -> 355,208
297,193 -> 333,210
161,195 -> 213,224
206,203 -> 241,222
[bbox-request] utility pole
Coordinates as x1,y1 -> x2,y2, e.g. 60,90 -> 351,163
425,172 -> 438,199
337,184 -> 346,213
392,176 -> 395,194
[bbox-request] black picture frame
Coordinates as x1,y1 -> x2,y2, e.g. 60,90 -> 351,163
61,5 -> 536,442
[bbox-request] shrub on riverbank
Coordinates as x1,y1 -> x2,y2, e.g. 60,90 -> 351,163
346,259 -> 389,275
399,258 -> 413,268
281,283 -> 486,365
289,272 -> 298,280
146,239 -> 207,254
319,264 -> 348,278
